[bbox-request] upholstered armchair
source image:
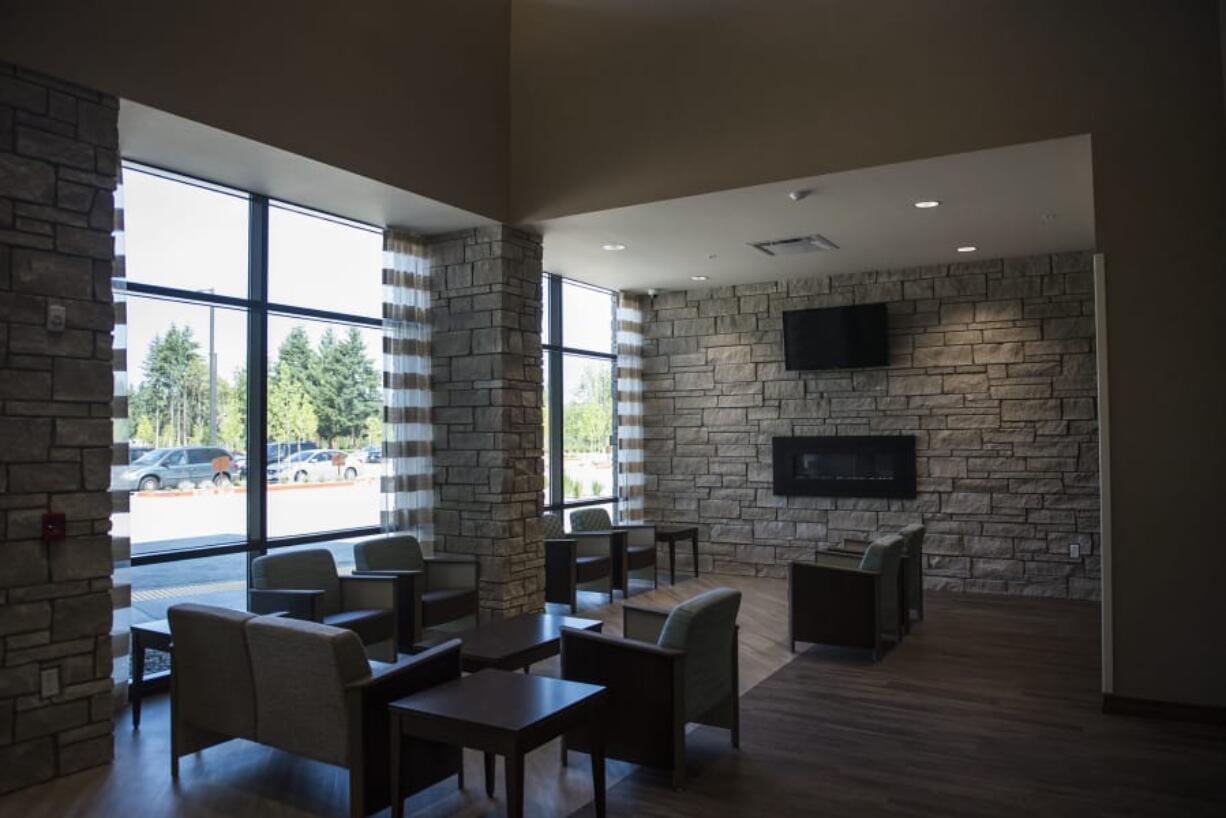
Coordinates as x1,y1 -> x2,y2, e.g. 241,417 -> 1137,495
543,512 -> 614,613
560,587 -> 741,789
789,533 -> 905,660
249,548 -> 399,661
168,603 -> 463,818
569,507 -> 658,597
350,533 -> 480,647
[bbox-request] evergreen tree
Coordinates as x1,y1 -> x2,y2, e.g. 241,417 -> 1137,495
137,325 -> 209,446
276,327 -> 315,389
310,328 -> 379,446
219,367 -> 247,448
268,361 -> 318,444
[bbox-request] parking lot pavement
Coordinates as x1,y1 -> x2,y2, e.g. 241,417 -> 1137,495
130,479 -> 380,554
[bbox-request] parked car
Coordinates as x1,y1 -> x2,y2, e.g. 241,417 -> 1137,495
267,448 -> 358,484
362,445 -> 382,464
117,446 -> 236,492
235,441 -> 318,479
129,446 -> 152,464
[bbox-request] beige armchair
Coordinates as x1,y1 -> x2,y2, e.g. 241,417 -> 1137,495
249,548 -> 399,661
168,603 -> 463,818
569,507 -> 658,597
350,533 -> 480,646
543,512 -> 614,613
560,587 -> 741,789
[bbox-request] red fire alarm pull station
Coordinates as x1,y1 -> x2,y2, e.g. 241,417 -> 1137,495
42,513 -> 67,544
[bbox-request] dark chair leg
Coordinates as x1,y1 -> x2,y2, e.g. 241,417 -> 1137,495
560,735 -> 568,767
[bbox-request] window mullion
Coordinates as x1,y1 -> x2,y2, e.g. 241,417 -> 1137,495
246,196 -> 270,584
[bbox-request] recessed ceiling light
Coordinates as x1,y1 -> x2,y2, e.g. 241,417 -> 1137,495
913,200 -> 941,209
601,243 -> 626,252
956,245 -> 977,253
690,275 -> 709,281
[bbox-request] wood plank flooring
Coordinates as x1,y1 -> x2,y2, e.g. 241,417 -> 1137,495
5,579 -> 1221,817
571,592 -> 1226,817
0,574 -> 792,818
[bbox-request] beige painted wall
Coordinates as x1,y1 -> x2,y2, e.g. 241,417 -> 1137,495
0,0 -> 510,220
511,0 -> 1226,708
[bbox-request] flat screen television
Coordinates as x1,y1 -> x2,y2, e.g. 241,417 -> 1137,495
783,303 -> 889,370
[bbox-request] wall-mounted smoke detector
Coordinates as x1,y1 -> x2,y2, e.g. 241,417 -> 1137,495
748,234 -> 839,256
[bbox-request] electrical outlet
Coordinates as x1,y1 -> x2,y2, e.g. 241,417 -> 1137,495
41,667 -> 60,698
1069,542 -> 1081,560
47,303 -> 67,332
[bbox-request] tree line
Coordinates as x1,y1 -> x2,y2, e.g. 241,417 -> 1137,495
130,324 -> 382,452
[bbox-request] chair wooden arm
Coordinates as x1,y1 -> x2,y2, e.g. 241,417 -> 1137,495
560,627 -> 685,771
249,589 -> 324,621
622,604 -> 670,642
788,561 -> 881,655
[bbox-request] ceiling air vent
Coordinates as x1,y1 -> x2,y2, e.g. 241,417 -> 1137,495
749,233 -> 839,256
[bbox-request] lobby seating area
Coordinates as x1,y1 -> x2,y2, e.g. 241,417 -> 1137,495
1,4 -> 1225,817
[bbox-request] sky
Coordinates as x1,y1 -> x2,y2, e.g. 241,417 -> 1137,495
123,167 -> 383,389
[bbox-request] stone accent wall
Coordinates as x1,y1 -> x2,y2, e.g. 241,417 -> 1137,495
428,226 -> 546,617
0,65 -> 117,793
641,252 -> 1100,599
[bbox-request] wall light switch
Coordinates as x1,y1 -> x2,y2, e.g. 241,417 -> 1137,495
47,303 -> 67,332
1069,543 -> 1081,560
41,667 -> 61,698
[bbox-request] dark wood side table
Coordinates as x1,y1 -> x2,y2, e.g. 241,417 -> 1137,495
455,612 -> 602,673
130,618 -> 173,729
656,525 -> 700,584
389,669 -> 607,818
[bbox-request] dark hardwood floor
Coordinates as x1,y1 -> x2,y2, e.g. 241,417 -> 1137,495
570,592 -> 1226,817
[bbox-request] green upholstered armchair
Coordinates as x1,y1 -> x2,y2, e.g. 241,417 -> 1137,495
248,548 -> 399,661
350,533 -> 479,646
543,512 -> 614,613
789,533 -> 906,660
168,603 -> 463,818
569,507 -> 658,597
560,587 -> 741,789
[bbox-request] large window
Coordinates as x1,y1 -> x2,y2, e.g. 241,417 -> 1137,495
121,163 -> 383,623
542,274 -> 618,526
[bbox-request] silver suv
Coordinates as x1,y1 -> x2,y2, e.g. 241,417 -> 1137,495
117,446 -> 235,492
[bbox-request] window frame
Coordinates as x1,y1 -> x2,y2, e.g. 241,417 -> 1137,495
122,161 -> 385,569
542,273 -> 620,519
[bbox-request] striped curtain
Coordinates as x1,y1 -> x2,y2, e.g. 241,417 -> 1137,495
380,229 -> 434,547
616,292 -> 646,521
110,169 -> 132,704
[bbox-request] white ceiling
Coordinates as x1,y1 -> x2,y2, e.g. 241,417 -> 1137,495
534,135 -> 1096,292
119,101 -> 494,234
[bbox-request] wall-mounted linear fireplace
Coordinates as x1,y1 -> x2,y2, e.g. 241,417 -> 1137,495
772,435 -> 917,498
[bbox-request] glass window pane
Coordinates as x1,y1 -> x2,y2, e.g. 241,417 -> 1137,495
129,552 -> 248,627
123,296 -> 247,555
543,362 -> 551,502
268,203 -> 382,319
542,274 -> 551,345
562,355 -> 614,502
562,280 -> 613,353
123,167 -> 249,297
266,316 -> 382,539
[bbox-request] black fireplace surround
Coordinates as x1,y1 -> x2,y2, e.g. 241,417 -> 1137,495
772,435 -> 917,498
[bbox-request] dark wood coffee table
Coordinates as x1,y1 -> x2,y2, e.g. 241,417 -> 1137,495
444,612 -> 602,673
389,669 -> 607,818
657,525 -> 700,584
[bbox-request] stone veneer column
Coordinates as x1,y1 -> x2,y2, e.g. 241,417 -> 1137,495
427,226 -> 545,618
0,64 -> 117,793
